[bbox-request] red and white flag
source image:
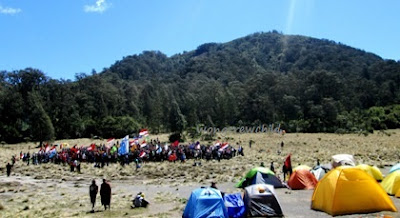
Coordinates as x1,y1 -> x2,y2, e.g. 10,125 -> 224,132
140,140 -> 147,148
87,143 -> 96,151
45,144 -> 51,153
106,138 -> 115,148
139,151 -> 146,158
139,129 -> 149,137
219,142 -> 229,151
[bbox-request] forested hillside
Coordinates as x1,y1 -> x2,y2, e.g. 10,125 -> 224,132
1,31 -> 400,143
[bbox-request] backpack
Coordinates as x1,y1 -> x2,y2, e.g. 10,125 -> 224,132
134,195 -> 143,207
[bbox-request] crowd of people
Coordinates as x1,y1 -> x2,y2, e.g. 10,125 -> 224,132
5,139 -> 245,176
3,138 -> 291,214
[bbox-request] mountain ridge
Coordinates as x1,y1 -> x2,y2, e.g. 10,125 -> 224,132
0,31 -> 399,143
104,31 -> 385,82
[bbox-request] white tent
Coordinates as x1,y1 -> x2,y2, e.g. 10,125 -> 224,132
311,165 -> 331,181
332,154 -> 356,168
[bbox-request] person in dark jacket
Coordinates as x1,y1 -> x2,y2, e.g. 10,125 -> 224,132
270,161 -> 275,173
6,163 -> 12,177
100,179 -> 112,210
89,179 -> 98,212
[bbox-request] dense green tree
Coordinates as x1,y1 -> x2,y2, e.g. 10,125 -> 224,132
1,32 -> 400,143
28,92 -> 55,146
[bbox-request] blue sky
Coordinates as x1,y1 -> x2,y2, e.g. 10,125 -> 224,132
1,0 -> 399,80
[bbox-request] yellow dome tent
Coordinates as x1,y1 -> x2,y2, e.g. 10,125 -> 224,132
311,167 -> 397,216
382,170 -> 400,195
395,188 -> 400,198
356,164 -> 384,181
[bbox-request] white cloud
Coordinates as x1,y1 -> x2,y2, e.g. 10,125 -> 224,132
84,0 -> 110,13
0,5 -> 22,15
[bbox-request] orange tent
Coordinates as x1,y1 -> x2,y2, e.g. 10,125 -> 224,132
287,169 -> 318,190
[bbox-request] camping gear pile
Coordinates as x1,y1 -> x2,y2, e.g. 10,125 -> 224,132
183,185 -> 282,218
183,154 -> 399,217
184,166 -> 286,218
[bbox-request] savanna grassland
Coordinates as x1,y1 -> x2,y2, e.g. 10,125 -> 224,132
1,130 -> 400,217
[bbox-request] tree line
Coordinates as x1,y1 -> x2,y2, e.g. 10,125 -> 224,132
1,31 -> 399,144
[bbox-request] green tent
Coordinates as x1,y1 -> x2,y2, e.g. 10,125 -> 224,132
236,167 -> 284,188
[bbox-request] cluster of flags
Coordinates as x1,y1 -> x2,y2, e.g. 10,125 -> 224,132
37,129 -> 252,159
36,129 -> 151,157
37,144 -> 58,158
118,129 -> 149,155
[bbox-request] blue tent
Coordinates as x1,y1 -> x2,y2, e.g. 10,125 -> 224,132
183,187 -> 229,218
224,193 -> 245,218
390,163 -> 400,173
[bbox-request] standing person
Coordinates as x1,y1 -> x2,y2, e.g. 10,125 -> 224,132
11,155 -> 16,165
282,154 -> 292,181
6,163 -> 12,177
70,161 -> 75,172
100,179 -> 112,210
26,152 -> 31,165
89,180 -> 98,212
135,158 -> 141,171
237,143 -> 244,156
76,160 -> 81,173
210,182 -> 218,189
270,162 -> 275,174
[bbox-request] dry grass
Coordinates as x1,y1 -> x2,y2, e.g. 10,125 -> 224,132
1,130 -> 400,217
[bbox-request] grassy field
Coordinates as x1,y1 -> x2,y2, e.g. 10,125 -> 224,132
1,130 -> 400,217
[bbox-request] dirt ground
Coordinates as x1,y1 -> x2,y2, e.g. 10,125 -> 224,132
1,130 -> 400,217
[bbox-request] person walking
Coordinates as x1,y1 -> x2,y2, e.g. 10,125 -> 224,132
6,163 -> 12,177
100,179 -> 112,210
89,179 -> 98,212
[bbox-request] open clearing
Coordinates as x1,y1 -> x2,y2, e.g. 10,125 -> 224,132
1,130 -> 400,217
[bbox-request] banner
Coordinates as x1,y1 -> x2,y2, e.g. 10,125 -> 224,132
118,135 -> 129,155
